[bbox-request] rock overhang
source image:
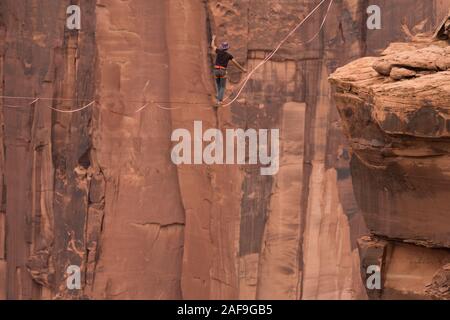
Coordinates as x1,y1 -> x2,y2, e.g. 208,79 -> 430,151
329,37 -> 450,249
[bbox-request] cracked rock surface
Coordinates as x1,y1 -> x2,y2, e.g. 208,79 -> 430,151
330,28 -> 450,299
1,0 -> 450,300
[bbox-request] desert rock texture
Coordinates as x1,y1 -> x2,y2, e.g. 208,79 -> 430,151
0,0 -> 449,300
330,10 -> 450,299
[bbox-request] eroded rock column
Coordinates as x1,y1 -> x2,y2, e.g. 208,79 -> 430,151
91,0 -> 185,299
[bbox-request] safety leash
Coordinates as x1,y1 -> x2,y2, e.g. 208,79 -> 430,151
221,0 -> 334,107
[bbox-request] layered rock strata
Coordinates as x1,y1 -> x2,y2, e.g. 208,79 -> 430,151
330,23 -> 450,299
0,0 -> 449,300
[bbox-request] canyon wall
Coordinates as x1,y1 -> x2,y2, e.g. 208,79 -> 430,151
204,0 -> 450,300
330,30 -> 450,298
0,0 -> 448,300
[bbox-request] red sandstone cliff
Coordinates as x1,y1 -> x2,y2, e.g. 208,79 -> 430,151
0,0 -> 449,300
330,12 -> 450,299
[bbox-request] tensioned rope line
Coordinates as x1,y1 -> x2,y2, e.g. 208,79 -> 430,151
3,100 -> 98,113
0,0 -> 334,114
121,0 -> 334,111
0,95 -> 210,104
1,97 -> 208,114
221,0 -> 334,107
47,100 -> 96,113
144,0 -> 334,110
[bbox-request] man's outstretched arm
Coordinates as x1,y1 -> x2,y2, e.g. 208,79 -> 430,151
231,59 -> 247,73
211,35 -> 217,53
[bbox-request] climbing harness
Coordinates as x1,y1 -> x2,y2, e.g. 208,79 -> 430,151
214,65 -> 228,79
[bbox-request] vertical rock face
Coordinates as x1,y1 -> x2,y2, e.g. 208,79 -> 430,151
205,0 -> 449,300
0,0 -> 448,300
0,0 -> 98,299
90,0 -> 188,299
330,14 -> 450,298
